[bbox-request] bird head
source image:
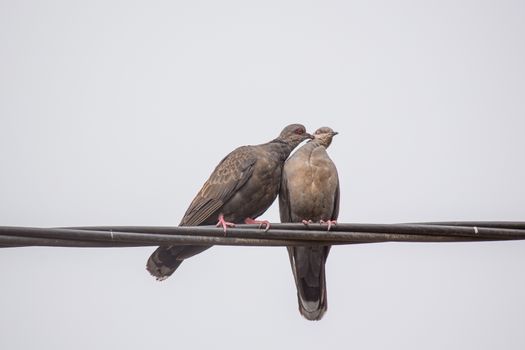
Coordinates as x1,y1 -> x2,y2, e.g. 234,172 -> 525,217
312,127 -> 338,148
278,124 -> 313,148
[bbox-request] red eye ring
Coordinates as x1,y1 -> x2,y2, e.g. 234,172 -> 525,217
294,128 -> 304,135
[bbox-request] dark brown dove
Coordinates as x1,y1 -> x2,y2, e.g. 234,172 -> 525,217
279,127 -> 339,320
147,124 -> 312,280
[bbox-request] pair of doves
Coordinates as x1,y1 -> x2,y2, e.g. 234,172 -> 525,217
146,124 -> 339,321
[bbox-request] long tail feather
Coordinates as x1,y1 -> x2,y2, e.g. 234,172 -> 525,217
287,246 -> 329,321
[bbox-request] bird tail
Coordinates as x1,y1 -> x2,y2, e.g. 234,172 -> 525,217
146,245 -> 211,281
287,246 -> 329,321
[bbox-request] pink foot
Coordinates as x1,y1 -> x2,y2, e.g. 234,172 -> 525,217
302,219 -> 313,225
216,214 -> 236,235
244,217 -> 271,231
320,220 -> 337,231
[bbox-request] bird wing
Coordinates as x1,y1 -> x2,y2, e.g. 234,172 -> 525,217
325,158 -> 339,257
180,146 -> 257,226
278,163 -> 293,223
331,178 -> 340,221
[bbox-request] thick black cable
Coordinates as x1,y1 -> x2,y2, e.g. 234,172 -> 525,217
0,222 -> 524,248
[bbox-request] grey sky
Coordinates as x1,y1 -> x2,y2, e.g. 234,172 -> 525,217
1,0 -> 524,349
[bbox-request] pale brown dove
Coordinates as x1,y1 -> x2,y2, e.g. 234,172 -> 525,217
279,127 -> 339,320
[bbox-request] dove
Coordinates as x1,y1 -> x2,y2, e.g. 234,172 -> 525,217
279,127 -> 339,320
147,124 -> 312,280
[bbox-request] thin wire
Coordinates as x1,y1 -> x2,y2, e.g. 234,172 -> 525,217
0,222 -> 524,248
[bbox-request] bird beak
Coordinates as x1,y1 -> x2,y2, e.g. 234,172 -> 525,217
306,133 -> 314,139
332,131 -> 339,136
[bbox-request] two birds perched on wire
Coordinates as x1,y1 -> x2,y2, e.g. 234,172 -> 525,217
146,124 -> 339,321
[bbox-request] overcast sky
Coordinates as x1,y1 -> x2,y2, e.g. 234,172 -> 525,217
1,0 -> 524,349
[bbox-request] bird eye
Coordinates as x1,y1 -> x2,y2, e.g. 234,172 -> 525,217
294,128 -> 304,135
